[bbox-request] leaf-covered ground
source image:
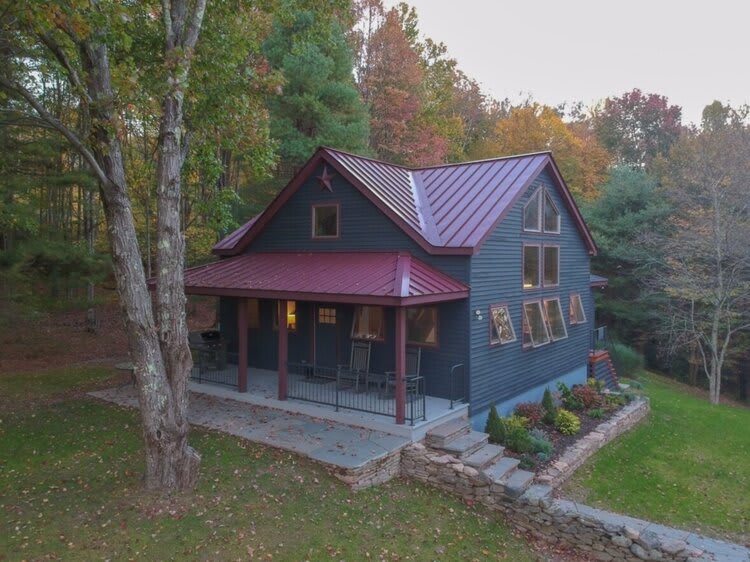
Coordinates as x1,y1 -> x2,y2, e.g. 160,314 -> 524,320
564,372 -> 750,545
0,367 -> 571,561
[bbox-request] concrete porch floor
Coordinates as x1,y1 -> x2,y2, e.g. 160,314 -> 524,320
191,367 -> 469,441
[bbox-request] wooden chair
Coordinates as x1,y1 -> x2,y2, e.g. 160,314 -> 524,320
337,341 -> 371,392
384,347 -> 422,397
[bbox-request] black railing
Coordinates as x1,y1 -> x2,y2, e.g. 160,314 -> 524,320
449,363 -> 466,409
190,350 -> 239,388
287,362 -> 426,425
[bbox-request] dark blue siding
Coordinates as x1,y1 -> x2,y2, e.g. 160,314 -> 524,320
468,170 -> 593,415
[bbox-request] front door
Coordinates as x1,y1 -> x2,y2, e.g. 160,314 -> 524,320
315,304 -> 338,368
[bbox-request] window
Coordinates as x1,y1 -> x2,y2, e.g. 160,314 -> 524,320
523,245 -> 540,288
523,189 -> 542,231
318,307 -> 336,325
273,301 -> 297,332
407,306 -> 438,346
312,204 -> 338,238
524,188 -> 560,234
523,301 -> 550,347
570,294 -> 586,325
490,304 -> 516,345
544,193 -> 560,233
351,306 -> 384,340
247,298 -> 260,329
543,246 -> 559,286
544,298 -> 568,341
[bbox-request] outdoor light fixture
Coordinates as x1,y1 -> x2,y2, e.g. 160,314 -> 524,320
474,309 -> 483,321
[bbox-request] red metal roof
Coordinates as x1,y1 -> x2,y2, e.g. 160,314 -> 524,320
183,252 -> 469,305
214,148 -> 597,256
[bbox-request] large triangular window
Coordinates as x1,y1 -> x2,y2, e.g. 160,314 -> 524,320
523,190 -> 542,232
544,193 -> 560,233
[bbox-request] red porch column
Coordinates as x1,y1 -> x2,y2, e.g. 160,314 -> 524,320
395,306 -> 406,424
278,299 -> 289,400
237,298 -> 248,393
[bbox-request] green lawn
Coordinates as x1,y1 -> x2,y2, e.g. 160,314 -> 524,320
564,371 -> 750,543
0,367 -> 539,561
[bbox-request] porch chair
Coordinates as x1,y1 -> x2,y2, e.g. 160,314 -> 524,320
384,347 -> 422,398
337,341 -> 371,392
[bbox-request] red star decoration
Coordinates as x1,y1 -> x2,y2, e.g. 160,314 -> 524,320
316,165 -> 335,192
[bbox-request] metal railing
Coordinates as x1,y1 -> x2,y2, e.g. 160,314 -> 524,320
449,363 -> 466,409
288,362 -> 426,425
190,349 -> 239,388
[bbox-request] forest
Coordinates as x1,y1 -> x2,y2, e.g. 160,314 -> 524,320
2,0 -> 749,409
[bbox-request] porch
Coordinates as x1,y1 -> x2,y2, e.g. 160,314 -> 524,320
189,357 -> 468,439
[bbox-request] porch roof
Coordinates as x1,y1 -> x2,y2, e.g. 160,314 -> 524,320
182,252 -> 469,306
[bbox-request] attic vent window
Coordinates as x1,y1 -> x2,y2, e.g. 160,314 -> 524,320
312,204 -> 339,238
523,188 -> 560,233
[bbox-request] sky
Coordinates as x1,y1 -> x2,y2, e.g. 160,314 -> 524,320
383,0 -> 750,125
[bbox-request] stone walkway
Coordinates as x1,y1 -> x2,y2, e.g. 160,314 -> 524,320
90,385 -> 409,470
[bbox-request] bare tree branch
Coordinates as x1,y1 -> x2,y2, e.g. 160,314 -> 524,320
0,74 -> 111,188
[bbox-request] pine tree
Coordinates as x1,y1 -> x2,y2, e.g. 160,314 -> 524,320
485,405 -> 505,444
542,388 -> 557,425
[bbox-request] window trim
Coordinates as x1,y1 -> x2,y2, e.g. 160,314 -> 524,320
543,192 -> 561,234
489,303 -> 517,346
273,300 -> 298,333
569,293 -> 587,325
311,203 -> 340,239
406,306 -> 439,348
522,243 -> 541,290
543,244 -> 560,287
543,297 -> 568,341
351,305 -> 385,342
318,306 -> 336,325
523,188 -> 543,232
522,300 -> 551,349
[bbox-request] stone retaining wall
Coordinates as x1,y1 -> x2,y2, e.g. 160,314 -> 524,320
333,449 -> 403,491
536,398 -> 651,488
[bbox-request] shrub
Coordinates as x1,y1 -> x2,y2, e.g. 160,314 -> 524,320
607,341 -> 644,378
529,427 -> 549,441
503,415 -> 532,453
555,409 -> 581,435
558,382 -> 584,411
519,455 -> 537,470
588,408 -> 605,419
514,402 -> 545,426
485,405 -> 504,444
605,394 -> 627,408
528,434 -> 553,458
572,384 -> 603,409
587,377 -> 603,392
542,388 -> 557,424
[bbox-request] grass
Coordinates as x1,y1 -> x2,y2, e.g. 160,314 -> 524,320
0,367 -> 539,561
564,371 -> 750,543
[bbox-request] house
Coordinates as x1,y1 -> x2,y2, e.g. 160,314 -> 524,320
182,147 -> 599,432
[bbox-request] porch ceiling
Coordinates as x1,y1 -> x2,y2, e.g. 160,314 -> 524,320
182,252 -> 469,306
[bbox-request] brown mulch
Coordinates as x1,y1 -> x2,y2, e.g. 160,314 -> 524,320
0,295 -> 217,374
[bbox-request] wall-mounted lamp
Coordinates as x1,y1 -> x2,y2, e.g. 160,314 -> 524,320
474,309 -> 483,321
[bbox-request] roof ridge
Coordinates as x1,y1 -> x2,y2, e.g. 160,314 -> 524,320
415,151 -> 552,171
320,146 -> 414,170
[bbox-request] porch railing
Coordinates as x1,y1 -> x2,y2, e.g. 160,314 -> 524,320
449,363 -> 466,409
190,349 -> 239,388
287,362 -> 426,425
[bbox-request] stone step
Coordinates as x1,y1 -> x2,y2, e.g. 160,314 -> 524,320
462,443 -> 505,469
439,431 -> 488,459
425,417 -> 470,449
500,469 -> 535,499
483,456 -> 520,483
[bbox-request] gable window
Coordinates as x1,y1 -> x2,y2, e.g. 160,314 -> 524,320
543,246 -> 560,286
352,306 -> 384,340
523,245 -> 540,288
544,193 -> 560,233
523,301 -> 550,347
407,306 -> 438,346
570,294 -> 586,324
273,300 -> 297,332
312,204 -> 338,238
544,298 -> 568,341
523,189 -> 542,231
490,304 -> 516,345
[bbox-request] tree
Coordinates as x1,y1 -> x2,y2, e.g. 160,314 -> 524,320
0,0 -> 208,489
653,125 -> 750,404
264,0 -> 369,173
475,104 -> 611,200
593,88 -> 682,169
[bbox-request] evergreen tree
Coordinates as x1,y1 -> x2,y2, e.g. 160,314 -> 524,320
484,405 -> 504,444
264,1 -> 369,172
